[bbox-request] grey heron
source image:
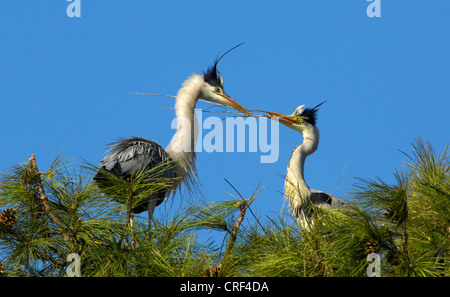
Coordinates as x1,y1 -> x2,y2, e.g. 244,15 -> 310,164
264,102 -> 350,229
94,45 -> 250,228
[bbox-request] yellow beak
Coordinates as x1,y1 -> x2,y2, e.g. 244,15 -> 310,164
262,110 -> 306,126
220,93 -> 251,115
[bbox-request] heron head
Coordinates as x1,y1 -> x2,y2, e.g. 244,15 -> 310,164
199,65 -> 249,115
263,101 -> 326,133
199,43 -> 250,115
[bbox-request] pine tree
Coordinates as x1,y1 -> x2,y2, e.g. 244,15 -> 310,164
235,137 -> 449,277
0,137 -> 448,276
0,154 -> 256,276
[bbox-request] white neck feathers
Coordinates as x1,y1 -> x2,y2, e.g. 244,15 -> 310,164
284,126 -> 320,211
166,74 -> 204,182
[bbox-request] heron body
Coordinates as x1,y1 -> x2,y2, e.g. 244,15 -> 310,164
94,137 -> 176,214
265,103 -> 351,229
94,48 -> 249,228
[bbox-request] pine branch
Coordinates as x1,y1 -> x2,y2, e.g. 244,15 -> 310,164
28,154 -> 74,249
225,197 -> 249,255
1,136 -> 447,276
219,180 -> 265,275
224,178 -> 268,236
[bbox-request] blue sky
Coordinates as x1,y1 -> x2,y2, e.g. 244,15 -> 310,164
1,1 -> 449,228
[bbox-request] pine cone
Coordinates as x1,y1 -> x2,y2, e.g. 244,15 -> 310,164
364,240 -> 379,255
203,264 -> 221,277
0,208 -> 18,227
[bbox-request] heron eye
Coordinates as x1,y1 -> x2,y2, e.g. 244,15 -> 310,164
214,87 -> 221,93
297,118 -> 303,123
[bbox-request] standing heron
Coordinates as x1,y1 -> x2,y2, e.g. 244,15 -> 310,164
264,102 -> 350,229
94,44 -> 250,228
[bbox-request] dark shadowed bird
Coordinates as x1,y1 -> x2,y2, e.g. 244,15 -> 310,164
264,102 -> 351,229
94,44 -> 250,228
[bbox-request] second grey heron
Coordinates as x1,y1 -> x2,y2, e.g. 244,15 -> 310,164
94,45 -> 250,228
264,102 -> 351,229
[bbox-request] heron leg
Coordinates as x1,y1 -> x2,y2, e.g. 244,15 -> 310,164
147,198 -> 157,230
130,211 -> 134,227
130,211 -> 136,249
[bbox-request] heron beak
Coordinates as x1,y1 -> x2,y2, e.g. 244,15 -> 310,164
219,93 -> 251,115
262,110 -> 302,126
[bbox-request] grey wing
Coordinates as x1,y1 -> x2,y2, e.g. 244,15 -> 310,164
94,137 -> 176,212
310,189 -> 351,209
99,137 -> 175,178
329,195 -> 351,209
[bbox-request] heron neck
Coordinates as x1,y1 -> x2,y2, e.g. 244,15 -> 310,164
300,126 -> 319,156
286,127 -> 320,197
166,74 -> 203,180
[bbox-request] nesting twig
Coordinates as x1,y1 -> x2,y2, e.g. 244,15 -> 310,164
129,92 -> 176,98
129,92 -> 266,118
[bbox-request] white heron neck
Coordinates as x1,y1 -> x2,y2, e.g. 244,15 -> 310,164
301,126 -> 319,155
166,74 -> 203,181
288,126 -> 320,174
284,126 -> 320,210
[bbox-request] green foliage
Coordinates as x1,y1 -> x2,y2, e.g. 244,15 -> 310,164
241,137 -> 448,277
0,137 -> 448,276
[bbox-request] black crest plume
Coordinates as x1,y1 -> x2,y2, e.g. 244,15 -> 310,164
296,101 -> 327,126
203,42 -> 245,87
